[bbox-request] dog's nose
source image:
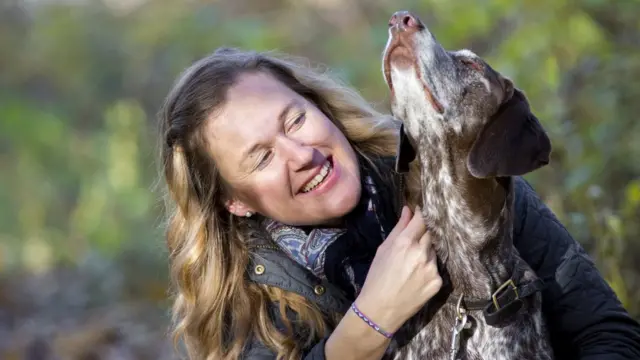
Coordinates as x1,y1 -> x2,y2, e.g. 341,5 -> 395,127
389,11 -> 422,30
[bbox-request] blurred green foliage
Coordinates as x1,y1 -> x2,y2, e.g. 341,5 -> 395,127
0,0 -> 639,356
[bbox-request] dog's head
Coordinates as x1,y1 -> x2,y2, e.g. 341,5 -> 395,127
383,11 -> 551,178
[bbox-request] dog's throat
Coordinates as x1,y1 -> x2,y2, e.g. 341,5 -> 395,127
418,151 -> 514,297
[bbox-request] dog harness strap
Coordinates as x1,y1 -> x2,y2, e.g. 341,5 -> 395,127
483,278 -> 546,327
446,276 -> 546,327
455,296 -> 490,311
446,292 -> 492,311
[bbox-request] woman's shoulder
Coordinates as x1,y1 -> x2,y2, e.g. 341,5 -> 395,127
247,244 -> 350,314
511,177 -> 640,358
241,331 -> 331,360
512,177 -> 547,234
242,246 -> 346,359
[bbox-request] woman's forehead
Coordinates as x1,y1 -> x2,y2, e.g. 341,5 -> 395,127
209,73 -> 300,135
203,73 -> 302,172
230,72 -> 296,102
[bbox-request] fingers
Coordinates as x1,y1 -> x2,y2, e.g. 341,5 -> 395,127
397,206 -> 412,228
400,206 -> 426,243
385,206 -> 412,241
417,229 -> 434,250
425,245 -> 436,264
424,248 -> 438,276
423,273 -> 443,298
422,247 -> 442,296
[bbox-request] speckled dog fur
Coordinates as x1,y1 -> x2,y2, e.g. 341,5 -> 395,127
380,11 -> 554,360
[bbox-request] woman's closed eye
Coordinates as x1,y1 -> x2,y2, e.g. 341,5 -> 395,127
288,111 -> 306,131
256,149 -> 273,170
255,111 -> 306,171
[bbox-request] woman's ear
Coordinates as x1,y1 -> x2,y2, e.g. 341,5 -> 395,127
225,199 -> 256,218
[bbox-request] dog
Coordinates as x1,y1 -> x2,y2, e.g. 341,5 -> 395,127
381,10 -> 554,360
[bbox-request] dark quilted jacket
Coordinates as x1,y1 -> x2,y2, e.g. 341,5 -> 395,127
241,175 -> 640,359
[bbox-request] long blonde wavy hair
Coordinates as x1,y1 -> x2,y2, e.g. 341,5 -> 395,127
158,47 -> 421,360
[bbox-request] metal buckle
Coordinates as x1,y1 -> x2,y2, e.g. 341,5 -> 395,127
492,279 -> 519,310
455,293 -> 466,320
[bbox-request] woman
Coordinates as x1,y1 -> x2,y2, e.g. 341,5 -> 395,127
158,48 -> 640,360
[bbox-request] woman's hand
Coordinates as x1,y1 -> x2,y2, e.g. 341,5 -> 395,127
325,206 -> 441,360
355,205 -> 442,334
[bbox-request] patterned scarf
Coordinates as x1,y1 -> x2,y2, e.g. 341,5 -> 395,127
263,172 -> 392,297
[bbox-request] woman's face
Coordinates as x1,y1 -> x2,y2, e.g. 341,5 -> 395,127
206,71 -> 361,226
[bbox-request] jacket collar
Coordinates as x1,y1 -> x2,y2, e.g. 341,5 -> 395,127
247,246 -> 351,313
245,155 -> 404,313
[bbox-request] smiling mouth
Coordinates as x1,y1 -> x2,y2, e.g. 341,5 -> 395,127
300,157 -> 333,193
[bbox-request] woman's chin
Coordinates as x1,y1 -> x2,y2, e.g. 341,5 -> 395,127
268,179 -> 361,227
323,184 -> 362,218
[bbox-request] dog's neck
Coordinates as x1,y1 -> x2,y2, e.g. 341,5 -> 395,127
414,131 -> 517,299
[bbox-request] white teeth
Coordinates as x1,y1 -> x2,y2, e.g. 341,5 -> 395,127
302,160 -> 332,193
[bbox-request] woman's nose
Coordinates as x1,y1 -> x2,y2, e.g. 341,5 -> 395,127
278,137 -> 314,170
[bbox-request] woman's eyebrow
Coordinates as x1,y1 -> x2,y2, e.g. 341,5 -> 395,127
278,99 -> 299,124
239,99 -> 301,163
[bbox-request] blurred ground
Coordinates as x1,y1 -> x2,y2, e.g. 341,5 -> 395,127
0,253 -> 175,359
1,0 -> 639,358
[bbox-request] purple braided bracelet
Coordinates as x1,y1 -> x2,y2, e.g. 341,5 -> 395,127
350,302 -> 394,339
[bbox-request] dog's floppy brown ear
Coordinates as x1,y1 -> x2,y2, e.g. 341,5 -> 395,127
467,88 -> 552,178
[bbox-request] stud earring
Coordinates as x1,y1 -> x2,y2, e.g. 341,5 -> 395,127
245,211 -> 253,218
